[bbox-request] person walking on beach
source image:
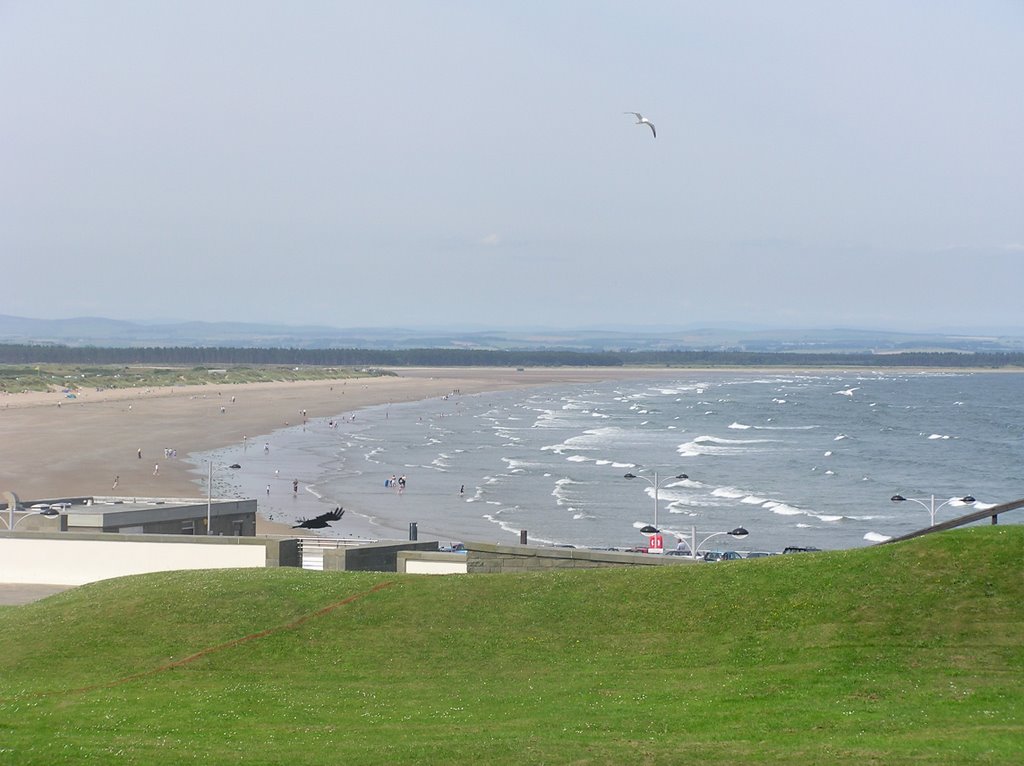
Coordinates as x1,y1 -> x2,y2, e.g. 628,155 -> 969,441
266,484 -> 271,495
138,448 -> 142,460
153,464 -> 159,476
398,475 -> 406,494
113,475 -> 119,490
460,484 -> 464,496
293,479 -> 299,495
264,443 -> 270,455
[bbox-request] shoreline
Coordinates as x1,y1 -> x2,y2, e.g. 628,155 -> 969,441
3,366 -> 1013,539
0,367 -> 684,535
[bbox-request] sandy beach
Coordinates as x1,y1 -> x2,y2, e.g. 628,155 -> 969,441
0,367 -> 676,535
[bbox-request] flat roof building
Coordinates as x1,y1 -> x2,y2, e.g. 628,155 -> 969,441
2,494 -> 257,537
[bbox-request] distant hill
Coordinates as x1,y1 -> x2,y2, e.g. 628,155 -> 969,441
1,313 -> 1022,353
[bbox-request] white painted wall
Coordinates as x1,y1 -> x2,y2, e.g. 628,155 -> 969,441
403,559 -> 468,575
0,537 -> 267,585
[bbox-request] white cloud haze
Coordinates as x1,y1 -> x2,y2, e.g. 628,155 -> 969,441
2,1 -> 1022,332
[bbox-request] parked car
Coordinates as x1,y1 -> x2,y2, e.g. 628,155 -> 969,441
702,551 -> 724,563
720,551 -> 743,561
745,551 -> 773,559
782,546 -> 822,554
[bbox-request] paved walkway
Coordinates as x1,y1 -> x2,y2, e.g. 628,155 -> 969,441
0,583 -> 75,606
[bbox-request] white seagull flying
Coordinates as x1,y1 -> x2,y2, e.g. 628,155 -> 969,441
624,111 -> 656,138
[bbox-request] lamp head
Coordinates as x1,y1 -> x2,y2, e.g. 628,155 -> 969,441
623,473 -> 637,479
729,527 -> 749,538
639,525 -> 660,535
891,494 -> 906,502
961,495 -> 976,503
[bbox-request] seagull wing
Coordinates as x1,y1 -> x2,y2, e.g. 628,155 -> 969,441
646,121 -> 656,138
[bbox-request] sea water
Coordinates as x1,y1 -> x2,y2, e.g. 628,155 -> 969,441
192,371 -> 1023,552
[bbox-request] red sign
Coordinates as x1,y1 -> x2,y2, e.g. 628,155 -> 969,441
648,534 -> 664,553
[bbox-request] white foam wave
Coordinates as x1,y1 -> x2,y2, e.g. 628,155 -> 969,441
667,498 -> 719,509
711,487 -> 745,499
864,532 -> 891,543
763,501 -> 803,516
677,434 -> 776,457
502,457 -> 543,471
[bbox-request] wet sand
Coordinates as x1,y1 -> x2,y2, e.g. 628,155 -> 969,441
0,367 -> 676,534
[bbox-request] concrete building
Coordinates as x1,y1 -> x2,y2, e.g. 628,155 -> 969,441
1,494 -> 257,536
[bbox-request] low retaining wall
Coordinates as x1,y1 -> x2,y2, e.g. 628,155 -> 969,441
323,541 -> 440,572
0,532 -> 299,585
463,542 -> 695,573
391,542 -> 696,574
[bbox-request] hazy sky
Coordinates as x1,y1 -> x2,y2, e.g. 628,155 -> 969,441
3,1 -> 1022,332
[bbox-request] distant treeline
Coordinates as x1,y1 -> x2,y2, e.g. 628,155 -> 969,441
1,344 -> 1023,369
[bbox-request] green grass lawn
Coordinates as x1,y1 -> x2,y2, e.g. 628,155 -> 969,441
0,526 -> 1021,764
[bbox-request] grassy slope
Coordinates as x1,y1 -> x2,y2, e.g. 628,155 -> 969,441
0,526 -> 1020,765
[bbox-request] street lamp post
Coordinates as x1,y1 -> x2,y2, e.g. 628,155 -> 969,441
890,494 -> 976,527
2,507 -> 60,532
207,459 -> 213,535
674,526 -> 749,559
202,459 -> 230,535
623,470 -> 689,532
